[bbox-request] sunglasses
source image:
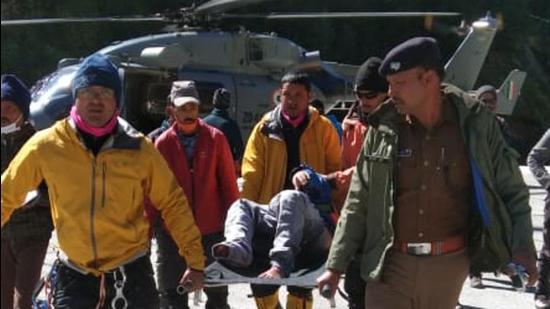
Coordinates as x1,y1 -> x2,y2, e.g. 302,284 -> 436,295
354,90 -> 378,100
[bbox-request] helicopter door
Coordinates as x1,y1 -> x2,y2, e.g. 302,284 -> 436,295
120,66 -> 178,134
177,70 -> 237,118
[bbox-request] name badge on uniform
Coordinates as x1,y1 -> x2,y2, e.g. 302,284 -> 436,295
397,148 -> 412,158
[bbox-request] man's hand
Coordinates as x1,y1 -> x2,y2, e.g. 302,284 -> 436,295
512,250 -> 539,286
316,269 -> 342,298
179,268 -> 204,293
258,265 -> 283,279
292,170 -> 310,190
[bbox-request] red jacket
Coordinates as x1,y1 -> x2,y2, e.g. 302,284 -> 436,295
151,120 -> 239,235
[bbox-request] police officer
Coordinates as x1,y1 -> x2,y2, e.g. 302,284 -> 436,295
318,37 -> 537,309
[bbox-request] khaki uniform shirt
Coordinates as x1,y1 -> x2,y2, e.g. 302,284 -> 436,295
394,99 -> 472,242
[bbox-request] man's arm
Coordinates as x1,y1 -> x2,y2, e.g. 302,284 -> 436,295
527,129 -> 550,190
323,120 -> 342,174
325,129 -> 372,273
1,135 -> 44,227
241,122 -> 265,201
144,140 -> 205,271
487,116 -> 537,283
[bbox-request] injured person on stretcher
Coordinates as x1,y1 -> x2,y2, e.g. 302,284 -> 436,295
211,165 -> 337,280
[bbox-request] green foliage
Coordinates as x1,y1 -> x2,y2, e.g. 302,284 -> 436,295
1,0 -> 549,127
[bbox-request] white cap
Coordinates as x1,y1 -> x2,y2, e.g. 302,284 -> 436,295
170,80 -> 200,107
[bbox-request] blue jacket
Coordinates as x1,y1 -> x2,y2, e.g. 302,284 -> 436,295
203,108 -> 244,162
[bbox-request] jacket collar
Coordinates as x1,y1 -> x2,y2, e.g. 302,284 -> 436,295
1,122 -> 35,144
166,118 -> 209,140
260,105 -> 317,140
211,108 -> 230,117
368,83 -> 481,134
67,117 -> 142,150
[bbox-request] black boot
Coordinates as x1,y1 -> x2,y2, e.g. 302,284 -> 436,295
159,288 -> 190,309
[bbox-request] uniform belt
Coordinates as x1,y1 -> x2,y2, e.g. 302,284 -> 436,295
394,235 -> 465,256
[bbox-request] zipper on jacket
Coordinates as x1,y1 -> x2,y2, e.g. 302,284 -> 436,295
90,158 -> 99,268
101,162 -> 106,208
190,168 -> 196,215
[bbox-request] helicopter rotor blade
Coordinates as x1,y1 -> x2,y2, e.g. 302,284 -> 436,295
1,16 -> 165,27
222,11 -> 460,19
194,0 -> 271,14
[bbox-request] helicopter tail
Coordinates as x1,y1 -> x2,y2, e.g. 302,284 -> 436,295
496,69 -> 527,116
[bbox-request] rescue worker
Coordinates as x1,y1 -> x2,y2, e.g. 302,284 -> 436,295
1,74 -> 54,309
203,88 -> 244,176
150,80 -> 239,309
241,72 -> 341,308
1,54 -> 205,308
528,129 -> 550,309
337,57 -> 388,308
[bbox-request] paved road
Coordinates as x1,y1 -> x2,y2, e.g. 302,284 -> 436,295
38,166 -> 546,308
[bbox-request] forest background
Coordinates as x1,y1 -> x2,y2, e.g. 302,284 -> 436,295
1,0 -> 549,132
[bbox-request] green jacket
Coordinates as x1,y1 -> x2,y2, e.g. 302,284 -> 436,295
326,84 -> 535,281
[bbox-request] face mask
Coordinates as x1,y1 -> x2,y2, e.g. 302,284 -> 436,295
1,115 -> 22,135
177,119 -> 198,134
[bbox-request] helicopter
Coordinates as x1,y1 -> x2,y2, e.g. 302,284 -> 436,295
1,0 -> 524,139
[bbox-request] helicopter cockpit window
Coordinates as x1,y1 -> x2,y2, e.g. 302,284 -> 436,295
248,39 -> 263,61
145,83 -> 171,118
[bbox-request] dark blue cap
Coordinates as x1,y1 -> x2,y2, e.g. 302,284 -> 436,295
72,53 -> 121,107
1,74 -> 31,120
213,88 -> 230,109
379,37 -> 442,76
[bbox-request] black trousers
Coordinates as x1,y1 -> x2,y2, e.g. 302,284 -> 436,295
156,226 -> 229,309
344,257 -> 366,309
53,255 -> 158,308
538,196 -> 550,295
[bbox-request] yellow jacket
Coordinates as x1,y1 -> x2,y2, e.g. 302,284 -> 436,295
1,118 -> 204,275
242,106 -> 341,204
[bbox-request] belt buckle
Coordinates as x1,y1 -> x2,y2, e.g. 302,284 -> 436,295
406,242 -> 431,255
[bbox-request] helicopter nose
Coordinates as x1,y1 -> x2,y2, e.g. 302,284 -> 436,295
30,104 -> 55,130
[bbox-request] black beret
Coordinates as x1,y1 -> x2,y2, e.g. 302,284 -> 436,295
379,37 -> 442,76
354,57 -> 388,93
213,88 -> 230,109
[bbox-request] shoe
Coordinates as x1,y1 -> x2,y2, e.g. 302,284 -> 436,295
211,241 -> 253,267
535,294 -> 550,309
469,275 -> 483,288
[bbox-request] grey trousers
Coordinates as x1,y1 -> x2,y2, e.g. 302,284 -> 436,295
223,190 -> 328,276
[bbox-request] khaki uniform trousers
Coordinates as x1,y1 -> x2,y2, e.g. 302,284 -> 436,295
365,248 -> 469,309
